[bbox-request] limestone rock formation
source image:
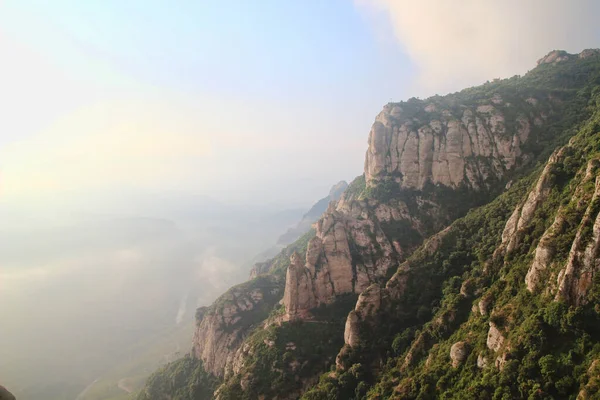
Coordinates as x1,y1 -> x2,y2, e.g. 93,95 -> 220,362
283,252 -> 318,320
516,155 -> 600,301
343,311 -> 361,348
477,353 -> 489,369
339,226 -> 452,357
249,261 -> 271,279
486,322 -> 505,352
364,95 -> 541,190
192,275 -> 282,377
537,50 -> 572,65
282,198 -> 403,320
578,360 -> 600,399
556,173 -> 600,305
276,180 -> 348,247
478,294 -> 493,316
341,284 -> 383,351
495,353 -> 509,370
525,212 -> 565,292
498,148 -> 564,256
449,341 -> 469,367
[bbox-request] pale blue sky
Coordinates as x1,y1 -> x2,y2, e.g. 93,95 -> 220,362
0,0 -> 599,209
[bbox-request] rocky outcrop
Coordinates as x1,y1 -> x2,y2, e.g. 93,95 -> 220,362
536,48 -> 599,65
537,50 -> 572,65
477,353 -> 489,369
556,173 -> 600,305
338,226 -> 452,357
518,156 -> 600,301
342,284 -> 383,350
578,360 -> 600,399
498,148 -> 564,256
249,261 -> 271,279
449,341 -> 469,367
283,252 -> 318,320
495,353 -> 509,370
192,275 -> 283,377
478,293 -> 493,316
282,198 -> 406,320
364,95 -> 541,190
525,212 -> 566,292
276,181 -> 348,247
486,322 -> 505,352
579,49 -> 600,59
343,311 -> 361,348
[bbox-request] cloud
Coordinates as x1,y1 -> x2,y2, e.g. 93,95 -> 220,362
357,0 -> 600,94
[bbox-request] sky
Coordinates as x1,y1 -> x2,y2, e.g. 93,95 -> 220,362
1,0 -> 600,211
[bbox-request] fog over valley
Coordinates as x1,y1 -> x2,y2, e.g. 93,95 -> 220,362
0,195 -> 308,398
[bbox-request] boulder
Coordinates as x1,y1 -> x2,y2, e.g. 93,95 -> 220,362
450,341 -> 469,367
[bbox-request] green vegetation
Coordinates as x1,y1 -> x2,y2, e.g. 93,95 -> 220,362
302,89 -> 600,400
258,228 -> 316,277
136,356 -> 219,400
345,175 -> 367,200
217,295 -> 357,400
138,53 -> 600,400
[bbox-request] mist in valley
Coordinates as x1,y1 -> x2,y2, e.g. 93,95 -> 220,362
0,195 -> 307,399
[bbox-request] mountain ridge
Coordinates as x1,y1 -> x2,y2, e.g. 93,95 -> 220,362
137,48 -> 600,400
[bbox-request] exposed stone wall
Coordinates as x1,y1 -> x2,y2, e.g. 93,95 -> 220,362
364,98 -> 541,190
192,276 -> 282,377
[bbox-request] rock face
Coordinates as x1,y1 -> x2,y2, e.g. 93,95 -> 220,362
486,322 -> 505,352
578,360 -> 600,399
343,311 -> 361,348
138,49 -> 600,400
343,284 -> 383,349
498,148 -> 564,256
338,227 -> 452,364
477,354 -> 489,369
276,180 -> 348,247
249,261 -> 271,279
364,96 -> 540,190
537,50 -> 572,65
525,212 -> 566,292
283,198 -> 406,320
478,294 -> 493,316
283,252 -> 318,320
450,341 -> 469,367
507,151 -> 600,303
556,172 -> 600,305
192,275 -> 282,377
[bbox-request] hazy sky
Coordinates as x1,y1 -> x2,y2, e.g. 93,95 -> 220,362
1,0 -> 599,209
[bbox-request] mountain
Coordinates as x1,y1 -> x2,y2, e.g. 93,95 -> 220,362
276,181 -> 348,247
249,181 -> 349,276
137,49 -> 600,400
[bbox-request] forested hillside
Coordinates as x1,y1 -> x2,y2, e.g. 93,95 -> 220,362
138,49 -> 600,400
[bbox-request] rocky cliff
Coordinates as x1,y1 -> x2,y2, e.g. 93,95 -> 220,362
249,181 -> 348,278
364,98 -> 537,189
139,49 -> 600,400
192,275 -> 283,377
305,53 -> 600,398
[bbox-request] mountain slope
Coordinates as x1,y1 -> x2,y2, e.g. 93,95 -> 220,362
311,87 -> 600,400
277,181 -> 348,247
249,181 -> 348,276
137,49 -> 600,400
